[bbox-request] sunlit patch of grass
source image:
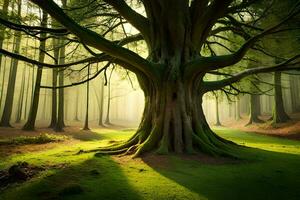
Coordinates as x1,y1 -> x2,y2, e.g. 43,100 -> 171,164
214,127 -> 300,155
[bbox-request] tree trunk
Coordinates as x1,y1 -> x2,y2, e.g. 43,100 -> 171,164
93,77 -> 104,126
83,66 -> 90,130
54,43 -> 65,132
289,74 -> 300,113
15,67 -> 26,123
98,77 -> 104,126
247,94 -> 263,125
74,87 -> 80,121
0,0 -> 9,72
96,77 -> 236,157
235,96 -> 241,121
0,0 -> 22,127
23,11 -> 48,131
0,55 -> 8,110
214,95 -> 222,126
49,40 -> 58,128
272,72 -> 290,124
105,67 -> 114,125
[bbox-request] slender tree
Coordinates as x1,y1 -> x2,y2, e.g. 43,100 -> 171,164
235,96 -> 241,121
272,72 -> 290,124
23,10 -> 48,130
83,65 -> 90,130
0,0 -> 22,127
15,67 -> 26,123
49,40 -> 58,128
214,94 -> 222,126
0,0 -> 9,71
247,94 -> 263,125
289,74 -> 300,113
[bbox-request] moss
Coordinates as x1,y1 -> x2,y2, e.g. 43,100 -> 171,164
0,133 -> 67,145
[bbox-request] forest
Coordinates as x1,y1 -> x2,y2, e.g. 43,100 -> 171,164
0,0 -> 300,199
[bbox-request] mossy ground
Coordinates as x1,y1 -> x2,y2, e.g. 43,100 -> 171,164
1,127 -> 300,200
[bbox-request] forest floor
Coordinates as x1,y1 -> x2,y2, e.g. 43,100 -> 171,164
0,123 -> 300,200
222,112 -> 300,140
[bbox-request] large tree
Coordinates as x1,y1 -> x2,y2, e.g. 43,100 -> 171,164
1,0 -> 300,157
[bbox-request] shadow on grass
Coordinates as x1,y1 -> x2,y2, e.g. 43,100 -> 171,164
64,130 -> 105,141
142,147 -> 300,200
1,156 -> 141,200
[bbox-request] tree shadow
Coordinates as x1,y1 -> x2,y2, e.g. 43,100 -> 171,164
1,156 -> 142,200
141,148 -> 300,200
64,130 -> 105,141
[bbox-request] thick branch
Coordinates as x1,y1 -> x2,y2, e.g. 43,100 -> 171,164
30,0 -> 159,79
0,33 -> 143,68
203,55 -> 300,92
185,5 -> 300,78
103,0 -> 150,41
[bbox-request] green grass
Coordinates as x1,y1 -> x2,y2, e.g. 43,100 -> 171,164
1,128 -> 300,200
0,133 -> 67,145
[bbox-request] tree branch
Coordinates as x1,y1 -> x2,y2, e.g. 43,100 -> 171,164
203,54 -> 300,92
185,4 -> 300,78
103,0 -> 150,41
30,0 -> 159,80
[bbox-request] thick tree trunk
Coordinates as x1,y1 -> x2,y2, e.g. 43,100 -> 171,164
272,72 -> 290,124
94,75 -> 237,157
247,94 -> 263,125
23,11 -> 47,131
0,0 -> 22,127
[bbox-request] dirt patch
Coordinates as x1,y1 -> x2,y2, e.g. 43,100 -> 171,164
0,162 -> 44,190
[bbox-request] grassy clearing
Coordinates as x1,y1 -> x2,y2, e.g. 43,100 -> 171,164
0,128 -> 300,200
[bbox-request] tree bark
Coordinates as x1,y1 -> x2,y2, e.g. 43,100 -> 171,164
23,11 -> 48,131
272,72 -> 290,124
